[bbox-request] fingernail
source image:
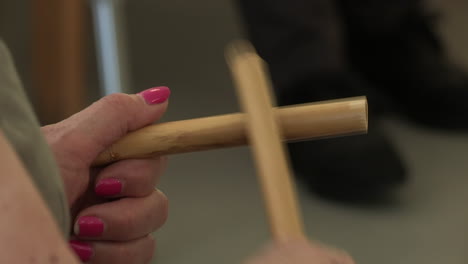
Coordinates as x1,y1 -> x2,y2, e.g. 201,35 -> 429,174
75,216 -> 104,237
69,240 -> 93,262
138,86 -> 170,105
95,178 -> 122,196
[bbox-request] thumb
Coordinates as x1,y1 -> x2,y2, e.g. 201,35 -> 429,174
66,86 -> 170,158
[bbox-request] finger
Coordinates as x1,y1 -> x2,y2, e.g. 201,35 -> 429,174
245,239 -> 355,264
74,190 -> 168,241
69,235 -> 156,264
279,240 -> 355,264
58,87 -> 170,164
94,157 -> 168,197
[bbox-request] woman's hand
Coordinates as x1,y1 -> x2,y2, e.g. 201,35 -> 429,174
245,239 -> 355,264
42,87 -> 171,263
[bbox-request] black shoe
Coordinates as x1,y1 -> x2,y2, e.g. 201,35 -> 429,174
346,10 -> 468,130
278,72 -> 407,202
289,129 -> 405,203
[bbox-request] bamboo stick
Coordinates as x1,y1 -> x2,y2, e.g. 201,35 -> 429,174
93,97 -> 367,166
226,40 -> 302,240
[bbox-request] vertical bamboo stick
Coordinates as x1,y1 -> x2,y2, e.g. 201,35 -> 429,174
226,41 -> 305,241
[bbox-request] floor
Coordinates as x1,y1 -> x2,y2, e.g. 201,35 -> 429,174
2,0 -> 468,263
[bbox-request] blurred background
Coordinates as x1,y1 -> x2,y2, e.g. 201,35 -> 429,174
1,0 -> 468,263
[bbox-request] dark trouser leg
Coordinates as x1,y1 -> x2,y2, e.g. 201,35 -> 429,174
338,0 -> 423,33
339,0 -> 468,130
235,0 -> 407,202
235,0 -> 345,97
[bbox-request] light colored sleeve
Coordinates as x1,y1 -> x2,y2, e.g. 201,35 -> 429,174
0,39 -> 70,235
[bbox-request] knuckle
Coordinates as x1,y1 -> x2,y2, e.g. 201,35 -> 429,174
153,190 -> 169,227
113,244 -> 132,259
145,235 -> 157,263
148,234 -> 157,250
114,244 -> 137,262
332,252 -> 355,264
102,93 -> 132,108
129,160 -> 159,195
140,160 -> 157,179
116,207 -> 138,235
100,93 -> 138,132
127,160 -> 153,182
343,254 -> 356,264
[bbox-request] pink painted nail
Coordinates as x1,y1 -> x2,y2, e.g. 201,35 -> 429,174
69,240 -> 93,262
95,178 -> 122,196
75,216 -> 104,237
138,86 -> 170,104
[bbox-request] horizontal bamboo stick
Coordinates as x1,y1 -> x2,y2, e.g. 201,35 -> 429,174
93,97 -> 367,166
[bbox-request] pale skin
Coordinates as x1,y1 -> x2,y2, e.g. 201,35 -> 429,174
244,239 -> 355,264
42,92 -> 170,263
0,131 -> 80,263
0,91 -> 355,264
